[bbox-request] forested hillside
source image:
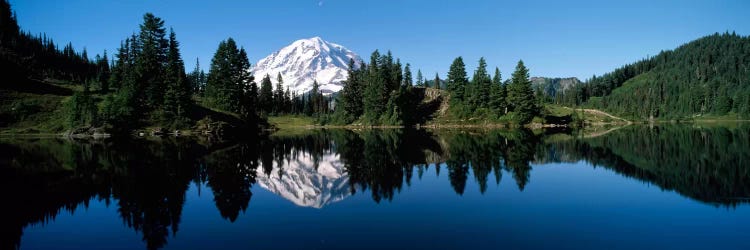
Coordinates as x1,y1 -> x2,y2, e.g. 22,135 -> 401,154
561,33 -> 750,119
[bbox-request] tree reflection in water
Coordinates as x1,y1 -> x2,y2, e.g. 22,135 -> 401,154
1,124 -> 749,249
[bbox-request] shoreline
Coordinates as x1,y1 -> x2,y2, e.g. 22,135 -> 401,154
3,119 -> 749,138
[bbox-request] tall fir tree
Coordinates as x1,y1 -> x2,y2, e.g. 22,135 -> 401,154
162,28 -> 191,124
446,57 -> 468,102
470,57 -> 491,109
190,57 -> 202,93
416,69 -> 424,87
274,73 -> 285,114
489,67 -> 507,114
96,50 -> 111,92
258,74 -> 274,114
205,38 -> 251,114
339,58 -> 364,121
433,73 -> 441,89
403,63 -> 413,87
507,60 -> 538,124
136,13 -> 168,108
364,50 -> 385,122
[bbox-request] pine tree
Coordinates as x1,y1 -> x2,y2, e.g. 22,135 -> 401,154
258,74 -> 274,114
339,58 -> 364,121
310,80 -> 321,115
190,57 -> 202,93
283,87 -> 291,114
507,60 -> 537,124
403,63 -> 413,87
433,73 -> 441,89
274,73 -> 285,114
416,69 -> 424,87
163,28 -> 190,125
446,57 -> 468,101
470,57 -> 491,109
489,67 -> 507,114
364,50 -> 386,122
97,50 -> 110,92
205,38 -> 251,114
136,13 -> 168,108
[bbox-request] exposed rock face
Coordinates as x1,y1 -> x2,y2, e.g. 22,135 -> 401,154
530,77 -> 582,97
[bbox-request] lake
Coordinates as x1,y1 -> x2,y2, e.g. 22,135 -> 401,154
2,125 -> 750,249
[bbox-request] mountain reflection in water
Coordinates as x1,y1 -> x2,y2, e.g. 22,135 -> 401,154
1,125 -> 749,249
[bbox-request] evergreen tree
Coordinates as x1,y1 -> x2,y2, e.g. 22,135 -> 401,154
136,13 -> 168,108
433,73 -> 441,89
338,58 -> 364,122
204,38 -> 250,113
258,74 -> 274,114
96,50 -> 110,92
162,28 -> 190,125
489,67 -> 507,114
446,57 -> 468,101
190,58 -> 202,93
403,63 -> 413,87
470,57 -> 491,109
416,69 -> 424,87
283,87 -> 291,114
364,50 -> 386,122
507,60 -> 537,124
274,73 -> 285,114
310,80 -> 323,115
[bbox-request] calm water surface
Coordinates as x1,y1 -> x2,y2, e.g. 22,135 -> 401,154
2,125 -> 750,249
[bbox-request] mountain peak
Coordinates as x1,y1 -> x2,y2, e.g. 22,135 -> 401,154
251,37 -> 362,95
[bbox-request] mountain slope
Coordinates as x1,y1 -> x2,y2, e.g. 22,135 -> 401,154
250,37 -> 362,95
582,33 -> 750,119
254,152 -> 351,208
531,77 -> 581,100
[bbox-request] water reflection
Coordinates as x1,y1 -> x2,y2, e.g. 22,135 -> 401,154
1,124 -> 749,249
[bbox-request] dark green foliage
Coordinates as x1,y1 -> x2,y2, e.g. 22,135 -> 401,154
507,60 -> 538,124
188,58 -> 206,94
416,69 -> 424,87
95,51 -> 110,92
273,73 -> 285,114
336,59 -> 364,123
547,125 -> 750,206
433,73 -> 441,89
205,38 -> 253,115
446,57 -> 468,102
489,67 -> 507,115
363,50 -> 386,122
257,74 -> 273,114
0,0 -> 98,82
65,90 -> 98,129
334,50 -> 417,125
135,13 -> 168,108
470,57 -> 492,109
578,33 -> 750,119
162,29 -> 191,125
403,63 -> 413,86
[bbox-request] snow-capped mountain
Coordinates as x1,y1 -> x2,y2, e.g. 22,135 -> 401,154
250,36 -> 362,95
254,152 -> 351,208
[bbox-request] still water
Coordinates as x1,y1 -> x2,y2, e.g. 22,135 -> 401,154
2,125 -> 749,249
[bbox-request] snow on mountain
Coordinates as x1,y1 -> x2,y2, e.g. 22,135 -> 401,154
254,152 -> 351,208
250,36 -> 362,95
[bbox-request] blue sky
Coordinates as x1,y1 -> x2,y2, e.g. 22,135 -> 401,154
9,0 -> 750,81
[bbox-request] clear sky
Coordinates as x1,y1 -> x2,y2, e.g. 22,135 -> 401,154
8,0 -> 750,81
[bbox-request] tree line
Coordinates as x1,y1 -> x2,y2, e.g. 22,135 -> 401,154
334,52 -> 542,125
549,32 -> 750,119
444,57 -> 540,124
1,0 -> 101,84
